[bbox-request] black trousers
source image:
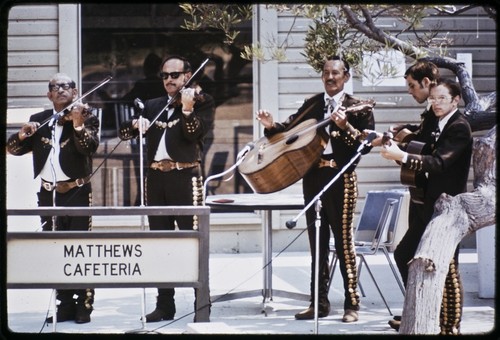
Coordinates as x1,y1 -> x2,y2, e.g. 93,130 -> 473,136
302,166 -> 360,310
38,183 -> 94,307
145,167 -> 204,313
38,183 -> 92,231
146,167 -> 202,230
394,201 -> 463,334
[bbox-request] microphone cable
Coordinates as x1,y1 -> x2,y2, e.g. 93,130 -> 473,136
148,221 -> 311,333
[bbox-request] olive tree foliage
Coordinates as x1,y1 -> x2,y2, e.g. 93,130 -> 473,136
179,3 -> 496,132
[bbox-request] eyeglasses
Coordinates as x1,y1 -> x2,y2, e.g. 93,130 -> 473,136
160,71 -> 186,80
428,96 -> 452,103
49,83 -> 73,92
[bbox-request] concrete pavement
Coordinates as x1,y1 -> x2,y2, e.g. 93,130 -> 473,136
4,250 -> 496,337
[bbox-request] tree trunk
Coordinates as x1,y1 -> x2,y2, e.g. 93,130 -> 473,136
400,126 -> 496,334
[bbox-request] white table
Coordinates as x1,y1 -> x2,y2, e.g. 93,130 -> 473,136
206,193 -> 310,308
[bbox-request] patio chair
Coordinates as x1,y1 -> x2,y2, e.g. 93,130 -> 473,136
328,190 -> 406,315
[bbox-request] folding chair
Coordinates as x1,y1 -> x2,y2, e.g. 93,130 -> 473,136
206,151 -> 229,195
328,193 -> 404,315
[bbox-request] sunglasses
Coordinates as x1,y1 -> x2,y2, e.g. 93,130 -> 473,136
160,71 -> 186,80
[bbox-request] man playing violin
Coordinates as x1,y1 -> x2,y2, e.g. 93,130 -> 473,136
256,56 -> 375,323
119,55 -> 215,322
7,73 -> 99,324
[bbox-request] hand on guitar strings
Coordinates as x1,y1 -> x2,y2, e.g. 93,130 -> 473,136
381,139 -> 406,162
330,106 -> 348,129
255,109 -> 275,129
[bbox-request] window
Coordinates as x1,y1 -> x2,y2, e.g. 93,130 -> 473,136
81,4 -> 253,205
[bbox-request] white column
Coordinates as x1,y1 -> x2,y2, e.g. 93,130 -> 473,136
476,225 -> 495,298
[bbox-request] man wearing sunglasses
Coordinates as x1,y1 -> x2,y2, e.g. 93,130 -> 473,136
7,73 -> 100,324
119,55 -> 215,322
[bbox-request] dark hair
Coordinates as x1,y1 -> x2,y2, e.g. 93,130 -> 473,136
404,60 -> 440,84
143,53 -> 162,77
323,56 -> 350,73
429,78 -> 462,99
160,55 -> 192,73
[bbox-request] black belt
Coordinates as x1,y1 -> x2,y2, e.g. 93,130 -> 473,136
150,159 -> 200,172
41,176 -> 91,194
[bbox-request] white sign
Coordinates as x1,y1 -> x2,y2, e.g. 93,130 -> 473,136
7,234 -> 199,286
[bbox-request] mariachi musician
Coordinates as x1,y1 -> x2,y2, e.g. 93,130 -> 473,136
256,56 -> 375,323
118,55 -> 215,322
7,72 -> 99,324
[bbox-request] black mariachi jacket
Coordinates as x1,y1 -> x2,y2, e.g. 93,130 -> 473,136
7,109 -> 100,179
403,109 -> 472,211
264,92 -> 375,169
119,93 -> 215,165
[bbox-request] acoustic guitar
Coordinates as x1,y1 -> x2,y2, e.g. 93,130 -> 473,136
385,129 -> 426,204
238,100 -> 376,194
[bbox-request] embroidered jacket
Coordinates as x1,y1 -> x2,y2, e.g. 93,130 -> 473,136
7,109 -> 99,179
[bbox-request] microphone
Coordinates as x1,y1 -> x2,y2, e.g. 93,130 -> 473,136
134,98 -> 144,112
285,220 -> 297,229
236,142 -> 255,160
357,132 -> 377,155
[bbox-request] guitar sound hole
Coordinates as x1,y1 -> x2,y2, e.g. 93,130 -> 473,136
286,135 -> 298,145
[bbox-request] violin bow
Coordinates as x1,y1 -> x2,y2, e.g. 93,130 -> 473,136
39,75 -> 113,129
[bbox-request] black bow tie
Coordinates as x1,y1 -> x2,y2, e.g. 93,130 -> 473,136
432,126 -> 440,140
56,110 -> 71,125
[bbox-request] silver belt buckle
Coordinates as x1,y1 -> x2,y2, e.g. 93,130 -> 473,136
76,178 -> 85,187
329,159 -> 335,168
175,162 -> 183,170
42,181 -> 54,191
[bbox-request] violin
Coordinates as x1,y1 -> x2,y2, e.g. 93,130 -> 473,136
170,83 -> 206,108
57,103 -> 95,124
36,75 -> 112,130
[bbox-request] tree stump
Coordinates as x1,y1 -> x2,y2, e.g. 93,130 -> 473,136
400,126 -> 496,334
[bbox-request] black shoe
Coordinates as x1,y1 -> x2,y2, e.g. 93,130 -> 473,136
75,305 -> 92,324
388,317 -> 401,331
144,308 -> 175,322
294,304 -> 330,320
46,305 -> 76,323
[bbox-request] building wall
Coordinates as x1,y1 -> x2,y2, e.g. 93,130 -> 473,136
6,4 -> 496,252
7,4 -> 80,111
252,5 -> 495,249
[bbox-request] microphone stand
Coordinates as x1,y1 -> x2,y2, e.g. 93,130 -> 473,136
49,121 -> 58,333
138,114 -> 148,331
285,134 -> 376,334
202,142 -> 254,203
126,102 -> 152,334
313,199 -> 321,334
